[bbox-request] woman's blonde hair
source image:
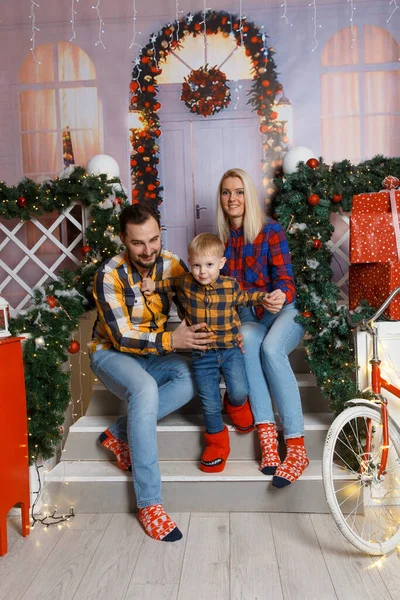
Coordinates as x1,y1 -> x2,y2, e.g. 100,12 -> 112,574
216,168 -> 266,244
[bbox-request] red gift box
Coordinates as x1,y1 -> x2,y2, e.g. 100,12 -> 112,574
349,262 -> 400,320
350,190 -> 400,264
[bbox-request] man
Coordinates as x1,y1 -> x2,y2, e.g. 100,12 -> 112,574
90,203 -> 213,542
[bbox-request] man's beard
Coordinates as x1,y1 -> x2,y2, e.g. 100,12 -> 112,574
132,249 -> 160,270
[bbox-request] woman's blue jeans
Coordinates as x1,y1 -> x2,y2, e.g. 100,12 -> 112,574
238,304 -> 305,439
90,349 -> 195,508
192,346 -> 249,433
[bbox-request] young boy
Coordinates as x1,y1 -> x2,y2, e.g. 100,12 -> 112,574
142,233 -> 268,473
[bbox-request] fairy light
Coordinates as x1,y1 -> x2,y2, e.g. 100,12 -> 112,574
29,1 -> 41,64
348,0 -> 356,49
239,0 -> 244,47
309,1 -> 321,52
129,0 -> 141,50
281,1 -> 291,25
92,1 -> 105,49
202,1 -> 210,55
387,0 -> 399,22
175,0 -> 183,40
70,0 -> 79,42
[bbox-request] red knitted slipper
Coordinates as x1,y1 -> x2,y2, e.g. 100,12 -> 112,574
138,504 -> 182,542
99,429 -> 131,471
272,438 -> 309,488
223,392 -> 255,433
200,426 -> 230,473
257,423 -> 281,475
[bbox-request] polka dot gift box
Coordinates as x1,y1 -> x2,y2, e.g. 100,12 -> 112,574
349,262 -> 400,320
350,176 -> 400,264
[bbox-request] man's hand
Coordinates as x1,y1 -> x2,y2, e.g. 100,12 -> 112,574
142,277 -> 155,296
262,289 -> 286,314
171,320 -> 215,351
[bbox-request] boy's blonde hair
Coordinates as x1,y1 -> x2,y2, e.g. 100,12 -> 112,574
188,233 -> 225,258
216,168 -> 266,244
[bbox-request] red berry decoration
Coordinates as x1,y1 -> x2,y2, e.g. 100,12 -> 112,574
306,158 -> 320,169
17,196 -> 27,207
301,311 -> 312,318
68,340 -> 80,354
332,194 -> 343,204
313,239 -> 323,249
46,295 -> 57,309
81,245 -> 91,255
307,193 -> 320,206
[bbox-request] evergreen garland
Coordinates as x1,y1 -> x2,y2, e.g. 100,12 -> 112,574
1,166 -> 129,462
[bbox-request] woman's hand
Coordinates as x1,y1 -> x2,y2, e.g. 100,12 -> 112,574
262,289 -> 286,314
142,277 -> 155,296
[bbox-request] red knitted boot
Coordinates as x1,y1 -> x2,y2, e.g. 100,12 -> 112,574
272,437 -> 309,488
223,392 -> 255,433
200,426 -> 230,473
257,423 -> 281,475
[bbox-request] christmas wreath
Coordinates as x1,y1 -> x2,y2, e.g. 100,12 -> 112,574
181,65 -> 231,117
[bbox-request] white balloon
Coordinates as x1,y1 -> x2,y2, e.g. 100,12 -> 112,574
282,146 -> 315,175
86,154 -> 120,179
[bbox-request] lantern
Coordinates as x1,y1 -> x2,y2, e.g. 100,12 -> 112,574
0,296 -> 11,338
276,91 -> 293,146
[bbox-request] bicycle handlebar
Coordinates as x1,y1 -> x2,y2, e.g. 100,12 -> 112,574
347,285 -> 400,329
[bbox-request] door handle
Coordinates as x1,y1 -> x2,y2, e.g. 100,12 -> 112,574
196,204 -> 207,219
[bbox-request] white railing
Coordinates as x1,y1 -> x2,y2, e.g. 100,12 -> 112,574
0,204 -> 87,316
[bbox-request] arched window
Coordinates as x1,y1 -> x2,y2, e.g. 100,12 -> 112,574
321,26 -> 400,163
19,42 -> 102,180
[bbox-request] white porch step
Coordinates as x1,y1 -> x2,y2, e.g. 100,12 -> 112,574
44,459 -> 336,513
62,412 -> 332,462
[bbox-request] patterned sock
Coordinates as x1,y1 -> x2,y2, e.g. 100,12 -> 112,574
272,437 -> 309,488
99,429 -> 131,471
257,423 -> 281,475
138,504 -> 183,542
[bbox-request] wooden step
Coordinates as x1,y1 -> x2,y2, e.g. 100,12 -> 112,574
62,412 -> 332,462
44,459 -> 343,513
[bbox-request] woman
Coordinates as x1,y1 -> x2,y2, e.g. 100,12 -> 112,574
216,168 -> 308,487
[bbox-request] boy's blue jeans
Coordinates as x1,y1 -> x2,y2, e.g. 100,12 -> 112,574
90,349 -> 195,508
192,345 -> 249,433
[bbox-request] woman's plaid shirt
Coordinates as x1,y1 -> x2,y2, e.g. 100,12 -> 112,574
90,249 -> 187,355
154,273 -> 266,349
221,220 -> 296,318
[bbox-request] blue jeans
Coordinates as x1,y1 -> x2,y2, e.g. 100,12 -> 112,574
192,346 -> 249,433
90,349 -> 195,508
238,304 -> 305,439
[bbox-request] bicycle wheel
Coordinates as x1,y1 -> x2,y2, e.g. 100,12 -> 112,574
323,404 -> 400,555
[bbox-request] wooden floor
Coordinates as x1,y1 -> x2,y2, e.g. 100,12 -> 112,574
2,512 -> 400,600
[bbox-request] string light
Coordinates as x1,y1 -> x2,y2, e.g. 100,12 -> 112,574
92,1 -> 105,49
281,1 -> 291,25
239,0 -> 244,47
129,0 -> 141,51
70,0 -> 79,42
348,0 -> 356,49
175,0 -> 183,40
387,0 -> 399,23
309,1 -> 321,52
202,1 -> 210,55
29,1 -> 41,64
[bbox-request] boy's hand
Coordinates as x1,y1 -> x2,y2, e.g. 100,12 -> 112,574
142,277 -> 155,296
262,289 -> 286,314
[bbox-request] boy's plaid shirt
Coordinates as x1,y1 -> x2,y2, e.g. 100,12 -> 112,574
221,220 -> 296,318
90,249 -> 188,355
154,273 -> 266,349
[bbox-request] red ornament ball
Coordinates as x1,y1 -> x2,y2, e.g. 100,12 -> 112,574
307,193 -> 320,206
332,194 -> 343,204
301,311 -> 312,318
81,245 -> 91,255
68,340 -> 80,354
46,295 -> 57,309
17,196 -> 27,207
313,239 -> 323,249
306,158 -> 320,169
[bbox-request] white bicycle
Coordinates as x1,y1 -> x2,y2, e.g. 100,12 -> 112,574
322,287 -> 400,555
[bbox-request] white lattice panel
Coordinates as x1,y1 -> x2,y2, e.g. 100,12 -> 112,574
327,211 -> 350,304
0,204 -> 87,316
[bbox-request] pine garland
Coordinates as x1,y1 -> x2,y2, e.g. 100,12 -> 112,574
1,166 -> 129,462
275,155 -> 400,414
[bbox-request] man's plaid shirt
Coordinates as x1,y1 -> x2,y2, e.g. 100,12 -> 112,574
154,273 -> 266,349
221,220 -> 296,318
90,249 -> 188,355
